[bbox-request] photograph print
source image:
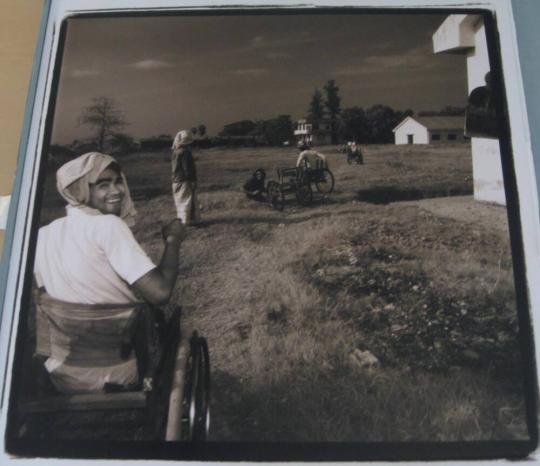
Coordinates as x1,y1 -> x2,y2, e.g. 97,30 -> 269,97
5,7 -> 538,461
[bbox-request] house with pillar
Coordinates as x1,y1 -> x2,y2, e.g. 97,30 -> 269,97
433,15 -> 505,205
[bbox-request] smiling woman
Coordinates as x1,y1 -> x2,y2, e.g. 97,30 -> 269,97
30,151 -> 191,394
88,165 -> 126,216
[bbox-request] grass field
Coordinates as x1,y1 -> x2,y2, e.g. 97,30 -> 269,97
34,143 -> 528,442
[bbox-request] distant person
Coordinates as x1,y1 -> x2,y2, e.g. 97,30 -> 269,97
243,168 -> 267,202
347,141 -> 364,165
34,152 -> 187,393
296,141 -> 327,171
171,130 -> 199,225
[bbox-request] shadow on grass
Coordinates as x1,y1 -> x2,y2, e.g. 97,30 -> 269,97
194,208 -> 365,229
356,186 -> 473,205
209,366 -> 526,442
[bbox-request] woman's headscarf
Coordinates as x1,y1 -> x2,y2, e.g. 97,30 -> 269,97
171,130 -> 193,151
56,152 -> 137,226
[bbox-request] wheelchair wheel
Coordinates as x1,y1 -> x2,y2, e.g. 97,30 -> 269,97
296,182 -> 313,206
267,181 -> 284,211
181,332 -> 211,441
315,168 -> 335,194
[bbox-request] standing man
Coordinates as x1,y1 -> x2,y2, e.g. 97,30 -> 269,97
172,130 -> 199,225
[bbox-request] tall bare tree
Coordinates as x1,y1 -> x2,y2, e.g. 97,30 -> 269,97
79,97 -> 127,151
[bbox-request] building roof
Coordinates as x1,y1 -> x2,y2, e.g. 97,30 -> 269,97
416,116 -> 465,130
393,115 -> 464,132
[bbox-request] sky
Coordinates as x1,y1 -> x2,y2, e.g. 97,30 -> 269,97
51,13 -> 468,144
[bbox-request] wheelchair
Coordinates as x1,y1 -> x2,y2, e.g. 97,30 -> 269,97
15,291 -> 210,442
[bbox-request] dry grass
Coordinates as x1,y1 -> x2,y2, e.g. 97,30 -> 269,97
32,143 -> 529,442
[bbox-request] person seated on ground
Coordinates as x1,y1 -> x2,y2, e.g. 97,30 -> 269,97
296,141 -> 327,172
34,151 -> 187,394
243,168 -> 266,201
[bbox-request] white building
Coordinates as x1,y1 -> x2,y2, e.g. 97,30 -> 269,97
294,119 -> 332,146
433,15 -> 505,205
393,116 -> 467,145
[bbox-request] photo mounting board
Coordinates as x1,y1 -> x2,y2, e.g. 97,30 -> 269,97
0,0 -> 539,463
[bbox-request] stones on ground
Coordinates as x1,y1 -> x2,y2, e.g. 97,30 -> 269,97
308,238 -> 518,374
462,349 -> 481,362
391,324 -> 407,333
349,348 -> 380,370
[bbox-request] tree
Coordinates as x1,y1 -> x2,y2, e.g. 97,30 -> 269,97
198,124 -> 207,138
419,106 -> 464,117
307,88 -> 325,129
257,115 -> 294,146
219,120 -> 257,137
109,132 -> 135,156
79,97 -> 128,151
340,106 -> 368,142
323,80 -> 342,143
365,104 -> 403,143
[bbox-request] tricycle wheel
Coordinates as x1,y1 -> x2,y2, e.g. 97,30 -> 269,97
315,168 -> 335,194
267,181 -> 284,211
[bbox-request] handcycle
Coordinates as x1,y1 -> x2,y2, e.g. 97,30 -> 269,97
14,291 -> 210,442
347,149 -> 364,165
266,163 -> 335,211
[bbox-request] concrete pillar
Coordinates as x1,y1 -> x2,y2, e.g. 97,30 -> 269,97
433,15 -> 505,205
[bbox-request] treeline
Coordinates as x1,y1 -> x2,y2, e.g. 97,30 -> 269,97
218,115 -> 294,146
215,104 -> 414,147
215,80 -> 415,146
418,106 -> 465,117
339,105 -> 413,144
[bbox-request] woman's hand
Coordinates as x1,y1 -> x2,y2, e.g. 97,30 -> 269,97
162,219 -> 187,243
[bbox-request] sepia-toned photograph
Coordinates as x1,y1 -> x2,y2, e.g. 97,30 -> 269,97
4,7 -> 537,461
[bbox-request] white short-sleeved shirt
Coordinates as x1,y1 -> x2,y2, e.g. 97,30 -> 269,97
296,150 -> 326,169
34,206 -> 156,304
34,207 -> 156,393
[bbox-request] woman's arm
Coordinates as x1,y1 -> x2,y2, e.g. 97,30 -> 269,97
132,219 -> 187,306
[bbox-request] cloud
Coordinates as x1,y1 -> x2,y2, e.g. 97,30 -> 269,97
251,36 -> 265,48
70,69 -> 102,78
246,33 -> 317,52
334,44 -> 437,77
265,52 -> 292,59
129,59 -> 175,70
230,68 -> 269,77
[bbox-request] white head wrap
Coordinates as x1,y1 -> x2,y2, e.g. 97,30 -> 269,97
171,130 -> 193,151
56,152 -> 137,226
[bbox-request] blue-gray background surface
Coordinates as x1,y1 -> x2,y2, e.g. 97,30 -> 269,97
513,0 -> 540,209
